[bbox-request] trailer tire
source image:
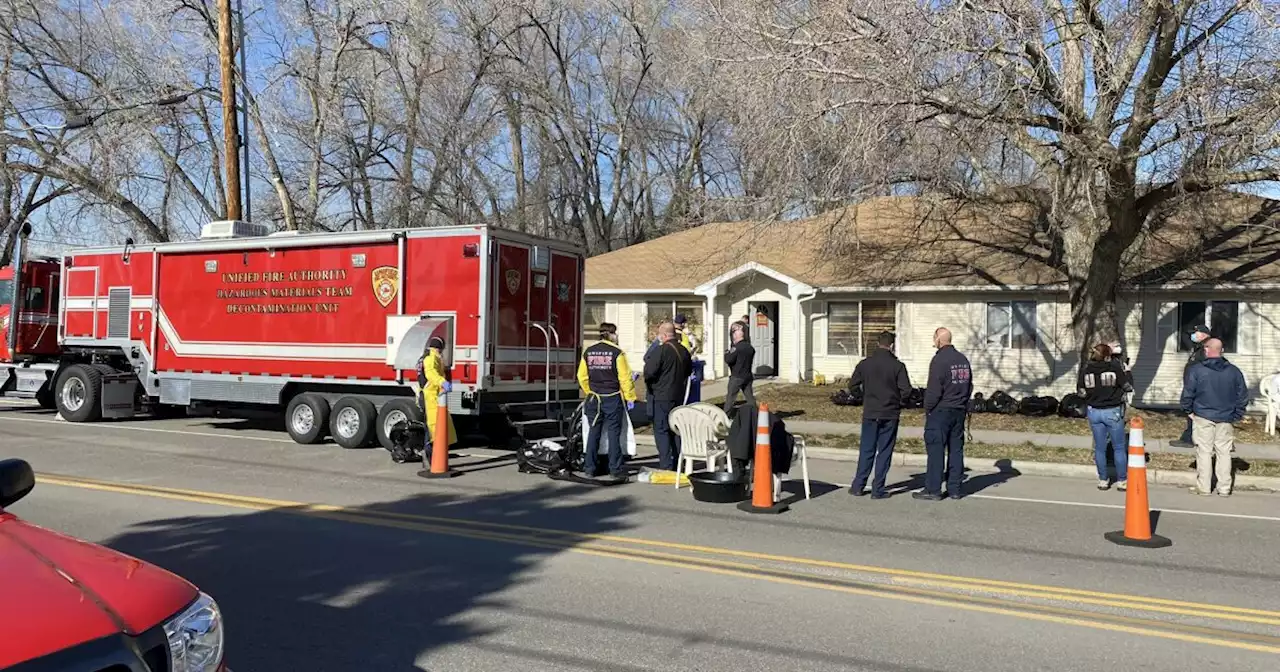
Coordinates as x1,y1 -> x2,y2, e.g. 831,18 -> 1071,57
330,396 -> 377,449
55,365 -> 103,423
375,399 -> 422,450
286,393 -> 330,445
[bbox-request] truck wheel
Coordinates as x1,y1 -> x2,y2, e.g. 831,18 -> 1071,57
376,399 -> 422,450
285,393 -> 330,444
330,397 -> 377,449
55,365 -> 103,423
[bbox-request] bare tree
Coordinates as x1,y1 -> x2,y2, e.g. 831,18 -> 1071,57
705,0 -> 1280,354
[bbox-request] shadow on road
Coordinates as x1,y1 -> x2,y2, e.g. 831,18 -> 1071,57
103,483 -> 635,671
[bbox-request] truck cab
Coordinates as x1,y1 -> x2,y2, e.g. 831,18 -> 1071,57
0,259 -> 62,362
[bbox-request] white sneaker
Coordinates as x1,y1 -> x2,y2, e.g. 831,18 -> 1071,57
1116,480 -> 1127,491
1097,480 -> 1111,490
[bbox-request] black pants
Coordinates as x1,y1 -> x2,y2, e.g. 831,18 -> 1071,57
924,407 -> 966,496
652,399 -> 680,470
583,395 -> 625,476
723,377 -> 756,413
852,418 -> 899,496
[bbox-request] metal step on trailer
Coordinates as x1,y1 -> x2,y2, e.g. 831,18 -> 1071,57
511,418 -> 564,442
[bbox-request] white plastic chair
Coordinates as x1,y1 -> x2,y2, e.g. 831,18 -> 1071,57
668,405 -> 731,490
787,434 -> 812,500
1262,373 -> 1280,436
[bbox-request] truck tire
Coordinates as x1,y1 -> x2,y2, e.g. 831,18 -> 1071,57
375,398 -> 423,450
285,393 -> 330,445
55,365 -> 103,423
330,396 -> 377,449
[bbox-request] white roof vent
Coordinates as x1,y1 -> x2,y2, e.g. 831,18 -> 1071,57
201,220 -> 270,239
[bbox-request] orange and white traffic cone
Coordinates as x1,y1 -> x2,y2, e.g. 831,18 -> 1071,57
420,393 -> 457,479
737,404 -> 788,514
1104,416 -> 1170,548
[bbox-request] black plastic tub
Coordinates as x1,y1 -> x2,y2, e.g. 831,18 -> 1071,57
688,471 -> 749,503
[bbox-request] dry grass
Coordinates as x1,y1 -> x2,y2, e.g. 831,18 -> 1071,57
711,384 -> 1279,445
808,435 -> 1280,477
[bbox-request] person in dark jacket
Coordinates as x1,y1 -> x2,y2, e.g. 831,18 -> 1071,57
723,321 -> 756,413
849,331 -> 912,499
1171,324 -> 1211,447
643,321 -> 692,470
576,323 -> 638,478
1078,343 -> 1132,491
915,328 -> 972,501
1181,338 -> 1248,496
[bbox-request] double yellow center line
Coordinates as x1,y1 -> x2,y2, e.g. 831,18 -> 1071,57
38,473 -> 1280,655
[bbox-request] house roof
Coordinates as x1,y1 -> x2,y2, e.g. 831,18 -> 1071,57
585,194 -> 1280,292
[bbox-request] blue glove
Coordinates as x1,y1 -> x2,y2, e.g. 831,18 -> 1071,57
443,382 -> 453,394
627,401 -> 635,411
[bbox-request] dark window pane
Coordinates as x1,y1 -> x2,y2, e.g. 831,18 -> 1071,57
1177,301 -> 1206,353
827,302 -> 860,356
861,300 -> 896,356
1010,301 -> 1037,349
1211,301 -> 1239,353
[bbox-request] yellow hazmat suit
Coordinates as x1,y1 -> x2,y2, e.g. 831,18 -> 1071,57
420,348 -> 458,447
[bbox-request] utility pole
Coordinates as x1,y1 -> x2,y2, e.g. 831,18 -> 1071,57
217,0 -> 242,221
236,0 -> 251,220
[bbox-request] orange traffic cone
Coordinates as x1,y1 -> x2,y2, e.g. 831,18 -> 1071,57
419,392 -> 457,479
1104,416 -> 1170,548
737,404 -> 788,514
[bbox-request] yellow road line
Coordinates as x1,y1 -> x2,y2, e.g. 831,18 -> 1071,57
37,474 -> 1280,639
37,474 -> 1280,655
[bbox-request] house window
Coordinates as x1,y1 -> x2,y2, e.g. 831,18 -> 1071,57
826,300 -> 897,356
1176,301 -> 1239,353
583,301 -> 606,330
986,301 -> 1037,349
644,300 -> 704,346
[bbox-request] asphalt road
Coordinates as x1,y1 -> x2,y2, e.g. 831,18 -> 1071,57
3,400 -> 1280,671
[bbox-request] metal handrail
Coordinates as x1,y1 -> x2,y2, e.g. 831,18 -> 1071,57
548,324 -> 562,414
529,322 -> 553,405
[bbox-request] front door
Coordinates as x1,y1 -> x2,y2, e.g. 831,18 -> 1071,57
749,302 -> 779,377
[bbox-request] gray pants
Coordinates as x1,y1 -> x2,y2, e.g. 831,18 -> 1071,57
724,377 -> 756,413
1192,415 -> 1234,494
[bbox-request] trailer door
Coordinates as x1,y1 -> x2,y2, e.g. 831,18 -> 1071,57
492,241 -> 531,383
549,251 -> 581,382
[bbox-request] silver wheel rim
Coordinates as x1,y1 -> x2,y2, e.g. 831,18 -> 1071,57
383,409 -> 407,439
291,405 -> 315,435
61,377 -> 86,412
335,407 -> 361,439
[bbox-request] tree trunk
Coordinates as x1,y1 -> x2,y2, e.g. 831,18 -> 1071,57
1065,227 -> 1125,368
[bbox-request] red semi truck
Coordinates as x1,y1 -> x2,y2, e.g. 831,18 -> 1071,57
0,221 -> 583,448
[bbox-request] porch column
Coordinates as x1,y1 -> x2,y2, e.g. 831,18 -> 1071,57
699,287 -> 718,379
787,283 -> 817,384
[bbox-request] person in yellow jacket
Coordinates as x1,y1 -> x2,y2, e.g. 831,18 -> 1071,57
417,335 -> 457,454
576,322 -> 637,478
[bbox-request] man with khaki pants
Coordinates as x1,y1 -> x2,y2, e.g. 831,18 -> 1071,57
1179,338 -> 1249,497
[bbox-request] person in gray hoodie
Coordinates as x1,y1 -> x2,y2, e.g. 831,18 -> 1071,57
1180,338 -> 1248,496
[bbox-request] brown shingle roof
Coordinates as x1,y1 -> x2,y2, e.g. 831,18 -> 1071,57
585,194 -> 1280,291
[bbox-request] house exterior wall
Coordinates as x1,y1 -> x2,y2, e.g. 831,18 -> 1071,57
589,287 -> 1279,409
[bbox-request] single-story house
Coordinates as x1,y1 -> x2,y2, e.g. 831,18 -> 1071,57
584,195 -> 1280,408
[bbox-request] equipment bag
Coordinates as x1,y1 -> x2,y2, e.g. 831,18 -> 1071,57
1058,393 -> 1088,419
831,389 -> 862,406
1018,395 -> 1060,417
987,390 -> 1019,414
969,392 -> 987,413
904,387 -> 926,409
386,421 -> 425,463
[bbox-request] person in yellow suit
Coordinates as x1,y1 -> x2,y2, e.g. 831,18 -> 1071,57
417,335 -> 457,454
576,322 -> 637,479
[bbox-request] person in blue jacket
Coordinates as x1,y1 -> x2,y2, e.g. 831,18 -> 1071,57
1180,338 -> 1248,497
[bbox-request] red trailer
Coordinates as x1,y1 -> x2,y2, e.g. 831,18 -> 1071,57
0,222 -> 584,449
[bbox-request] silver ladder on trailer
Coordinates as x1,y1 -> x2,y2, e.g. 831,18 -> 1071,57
509,322 -> 569,444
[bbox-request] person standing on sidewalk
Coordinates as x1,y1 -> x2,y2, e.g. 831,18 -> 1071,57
723,321 -> 756,413
1079,343 -> 1132,491
643,321 -> 692,471
915,328 -> 972,501
849,331 -> 912,499
1180,338 -> 1248,497
1171,324 -> 1211,448
576,322 -> 638,479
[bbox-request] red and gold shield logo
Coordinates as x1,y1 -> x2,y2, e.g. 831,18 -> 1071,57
505,269 -> 521,295
371,266 -> 400,308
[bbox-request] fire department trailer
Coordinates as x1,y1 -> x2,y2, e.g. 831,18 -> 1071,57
1,222 -> 584,449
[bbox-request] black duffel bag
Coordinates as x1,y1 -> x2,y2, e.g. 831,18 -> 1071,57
1058,393 -> 1088,419
987,390 -> 1019,414
1018,395 -> 1060,417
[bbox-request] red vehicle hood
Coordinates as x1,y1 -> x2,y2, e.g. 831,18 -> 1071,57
0,512 -> 199,668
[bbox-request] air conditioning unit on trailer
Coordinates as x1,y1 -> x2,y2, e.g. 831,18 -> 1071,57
200,220 -> 270,240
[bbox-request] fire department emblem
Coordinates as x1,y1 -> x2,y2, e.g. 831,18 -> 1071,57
505,269 -> 521,295
556,281 -> 570,302
371,266 -> 400,308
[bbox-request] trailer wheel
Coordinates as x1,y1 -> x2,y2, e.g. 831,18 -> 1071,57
285,393 -> 330,444
55,365 -> 103,423
375,399 -> 422,450
330,397 -> 377,449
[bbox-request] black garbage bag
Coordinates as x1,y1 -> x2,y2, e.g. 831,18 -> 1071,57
1058,393 -> 1088,419
904,387 -> 926,409
987,390 -> 1019,414
831,389 -> 863,406
968,392 -> 987,413
1018,395 -> 1060,417
387,421 -> 425,463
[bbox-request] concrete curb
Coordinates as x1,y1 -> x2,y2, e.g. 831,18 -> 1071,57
633,435 -> 1280,492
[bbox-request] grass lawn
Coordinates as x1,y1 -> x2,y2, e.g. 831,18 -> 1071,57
807,435 -> 1280,478
705,383 -> 1279,445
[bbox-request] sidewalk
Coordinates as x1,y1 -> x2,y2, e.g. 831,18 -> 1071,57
781,419 -> 1280,461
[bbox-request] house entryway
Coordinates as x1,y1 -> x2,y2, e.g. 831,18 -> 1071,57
749,301 -> 780,377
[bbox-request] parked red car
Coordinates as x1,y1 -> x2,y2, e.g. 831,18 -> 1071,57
0,458 -> 229,671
